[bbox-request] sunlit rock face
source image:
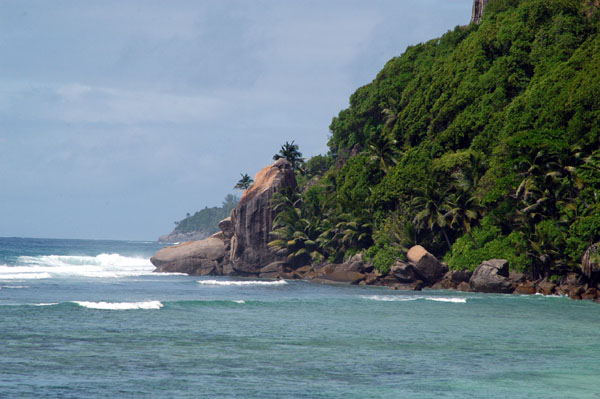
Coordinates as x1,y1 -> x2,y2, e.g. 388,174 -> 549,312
229,159 -> 297,273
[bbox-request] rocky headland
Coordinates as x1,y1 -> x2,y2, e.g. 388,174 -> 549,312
151,159 -> 600,302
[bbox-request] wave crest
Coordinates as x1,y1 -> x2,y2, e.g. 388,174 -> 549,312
73,301 -> 163,310
362,295 -> 467,303
0,253 -> 155,279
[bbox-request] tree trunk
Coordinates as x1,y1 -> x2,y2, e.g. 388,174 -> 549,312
441,227 -> 452,252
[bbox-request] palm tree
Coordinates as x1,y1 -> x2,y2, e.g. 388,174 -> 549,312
447,192 -> 483,249
234,173 -> 254,190
268,190 -> 329,264
366,132 -> 398,173
273,141 -> 305,173
411,184 -> 454,251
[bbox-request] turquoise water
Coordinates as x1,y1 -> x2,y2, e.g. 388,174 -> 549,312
1,237 -> 599,398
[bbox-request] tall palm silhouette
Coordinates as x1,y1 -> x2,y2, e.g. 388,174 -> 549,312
273,141 -> 305,173
234,173 -> 254,190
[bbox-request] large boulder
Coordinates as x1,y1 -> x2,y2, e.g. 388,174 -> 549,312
406,245 -> 446,284
230,159 -> 297,273
390,261 -> 423,283
469,259 -> 514,293
407,245 -> 428,264
414,253 -> 447,284
151,236 -> 227,275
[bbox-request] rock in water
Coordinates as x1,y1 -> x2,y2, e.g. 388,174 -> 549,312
469,259 -> 514,293
151,237 -> 227,275
230,159 -> 297,273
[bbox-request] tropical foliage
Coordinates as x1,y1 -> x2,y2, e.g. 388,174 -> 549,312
270,0 -> 600,279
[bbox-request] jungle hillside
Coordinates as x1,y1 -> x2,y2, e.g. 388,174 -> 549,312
268,0 -> 600,280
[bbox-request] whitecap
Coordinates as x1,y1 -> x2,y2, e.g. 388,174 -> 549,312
72,300 -> 163,310
232,300 -> 246,304
361,295 -> 418,302
34,303 -> 59,306
2,285 -> 29,289
0,253 -> 156,279
0,272 -> 52,280
361,295 -> 466,303
424,297 -> 467,303
197,280 -> 287,286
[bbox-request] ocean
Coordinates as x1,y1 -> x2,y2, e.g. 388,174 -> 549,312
1,237 -> 599,398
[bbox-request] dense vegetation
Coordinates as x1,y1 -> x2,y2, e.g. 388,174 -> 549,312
173,194 -> 239,235
269,0 -> 600,279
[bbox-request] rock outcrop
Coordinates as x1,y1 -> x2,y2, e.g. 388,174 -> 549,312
151,159 -> 297,276
469,259 -> 514,293
151,236 -> 227,275
471,0 -> 489,24
229,159 -> 297,273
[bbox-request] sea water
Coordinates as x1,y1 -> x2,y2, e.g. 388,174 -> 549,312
1,237 -> 599,398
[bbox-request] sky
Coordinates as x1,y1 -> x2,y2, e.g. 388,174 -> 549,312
0,0 -> 474,241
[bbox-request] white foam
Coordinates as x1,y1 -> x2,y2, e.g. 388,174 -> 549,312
362,295 -> 417,302
34,303 -> 59,306
73,301 -> 163,310
2,285 -> 29,289
0,272 -> 52,280
362,295 -> 467,303
198,280 -> 287,286
424,297 -> 467,303
232,300 -> 246,304
0,253 -> 156,279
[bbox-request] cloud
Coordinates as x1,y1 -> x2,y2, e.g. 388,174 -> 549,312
0,81 -> 227,124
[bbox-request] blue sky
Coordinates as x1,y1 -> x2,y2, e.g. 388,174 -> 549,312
0,0 -> 473,240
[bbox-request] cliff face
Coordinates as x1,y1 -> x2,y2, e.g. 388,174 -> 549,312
471,0 -> 489,24
230,159 -> 297,273
151,159 -> 297,275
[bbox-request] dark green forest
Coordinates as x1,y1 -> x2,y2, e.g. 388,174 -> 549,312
269,0 -> 600,279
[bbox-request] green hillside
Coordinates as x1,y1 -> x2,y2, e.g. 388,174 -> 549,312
173,194 -> 239,236
270,0 -> 600,279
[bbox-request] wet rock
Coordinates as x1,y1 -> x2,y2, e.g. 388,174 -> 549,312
514,283 -> 536,295
390,261 -> 423,283
311,271 -> 366,285
568,285 -> 584,300
536,280 -> 556,296
457,281 -> 472,292
151,237 -> 227,275
431,279 -> 457,290
469,259 -> 513,293
446,270 -> 473,284
581,287 -> 598,300
258,261 -> 291,279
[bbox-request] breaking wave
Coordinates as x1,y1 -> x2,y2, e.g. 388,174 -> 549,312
0,253 -> 156,279
362,295 -> 467,303
72,301 -> 163,310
